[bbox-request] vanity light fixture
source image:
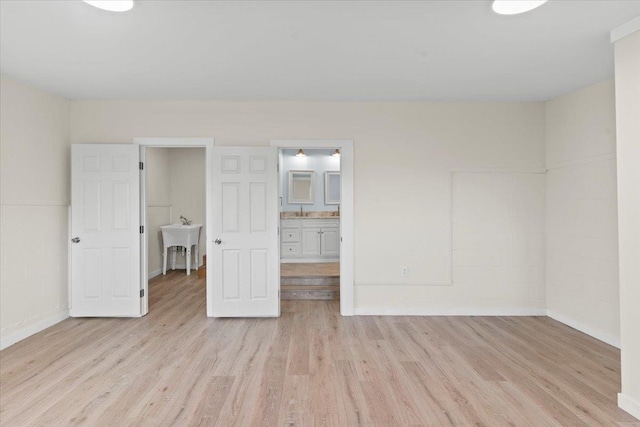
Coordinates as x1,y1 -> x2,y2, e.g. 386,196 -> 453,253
492,0 -> 547,15
83,0 -> 134,12
332,149 -> 340,157
295,149 -> 306,157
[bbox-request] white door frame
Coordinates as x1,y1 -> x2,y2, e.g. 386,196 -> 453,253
134,138 -> 215,316
270,140 -> 354,316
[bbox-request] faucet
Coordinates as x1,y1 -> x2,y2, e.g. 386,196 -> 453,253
179,215 -> 192,225
299,205 -> 303,217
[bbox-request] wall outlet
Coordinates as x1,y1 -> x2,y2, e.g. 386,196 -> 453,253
401,267 -> 409,277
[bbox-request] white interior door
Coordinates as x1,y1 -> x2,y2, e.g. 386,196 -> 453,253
212,147 -> 279,317
70,144 -> 142,317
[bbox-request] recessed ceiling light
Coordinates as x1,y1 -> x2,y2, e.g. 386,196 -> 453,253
492,0 -> 547,15
83,0 -> 134,12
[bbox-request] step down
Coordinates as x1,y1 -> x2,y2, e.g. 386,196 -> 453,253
280,276 -> 339,286
281,284 -> 339,300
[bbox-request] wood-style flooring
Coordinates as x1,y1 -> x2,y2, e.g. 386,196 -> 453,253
280,262 -> 339,277
281,263 -> 340,300
1,271 -> 638,426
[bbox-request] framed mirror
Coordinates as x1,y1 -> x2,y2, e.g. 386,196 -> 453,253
324,171 -> 341,205
288,170 -> 315,204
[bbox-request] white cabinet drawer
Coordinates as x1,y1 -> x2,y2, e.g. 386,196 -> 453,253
282,243 -> 301,257
281,228 -> 300,243
281,219 -> 301,228
302,219 -> 340,228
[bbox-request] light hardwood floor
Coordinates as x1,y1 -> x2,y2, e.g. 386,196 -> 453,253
280,262 -> 339,277
1,271 -> 638,426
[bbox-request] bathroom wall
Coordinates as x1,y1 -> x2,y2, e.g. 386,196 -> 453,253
70,100 -> 546,314
0,77 -> 71,349
281,149 -> 341,212
545,79 -> 620,346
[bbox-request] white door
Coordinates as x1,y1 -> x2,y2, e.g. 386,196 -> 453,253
70,144 -> 142,317
211,147 -> 279,317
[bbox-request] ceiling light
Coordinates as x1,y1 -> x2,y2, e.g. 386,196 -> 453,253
83,0 -> 134,12
295,149 -> 306,157
492,0 -> 547,15
332,149 -> 340,157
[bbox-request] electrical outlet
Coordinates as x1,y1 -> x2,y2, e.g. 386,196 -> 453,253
401,267 -> 409,277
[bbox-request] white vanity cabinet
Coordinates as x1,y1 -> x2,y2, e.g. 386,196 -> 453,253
281,218 -> 339,262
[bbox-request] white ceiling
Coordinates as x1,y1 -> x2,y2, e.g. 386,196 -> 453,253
1,0 -> 639,101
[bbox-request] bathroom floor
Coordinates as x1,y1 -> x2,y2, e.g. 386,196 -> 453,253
280,262 -> 340,300
280,262 -> 339,277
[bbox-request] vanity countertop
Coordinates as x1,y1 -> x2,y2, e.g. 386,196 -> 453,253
280,211 -> 339,219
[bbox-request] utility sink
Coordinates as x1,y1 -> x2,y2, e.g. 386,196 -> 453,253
160,224 -> 202,276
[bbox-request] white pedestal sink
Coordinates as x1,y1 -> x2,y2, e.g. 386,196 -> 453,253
160,224 -> 202,276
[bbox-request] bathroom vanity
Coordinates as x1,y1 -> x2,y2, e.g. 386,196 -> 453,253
281,216 -> 339,262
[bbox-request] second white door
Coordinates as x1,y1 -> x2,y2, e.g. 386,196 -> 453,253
211,147 -> 279,317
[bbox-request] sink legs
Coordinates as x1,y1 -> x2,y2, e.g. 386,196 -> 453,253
162,245 -> 198,276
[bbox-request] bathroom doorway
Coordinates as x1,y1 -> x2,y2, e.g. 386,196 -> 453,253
278,148 -> 341,301
271,141 -> 353,315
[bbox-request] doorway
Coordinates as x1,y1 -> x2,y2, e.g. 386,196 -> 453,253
271,140 -> 354,315
278,148 -> 341,301
144,146 -> 206,305
135,138 -> 214,316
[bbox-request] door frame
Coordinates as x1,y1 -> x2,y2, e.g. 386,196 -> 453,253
134,137 -> 215,316
270,140 -> 354,316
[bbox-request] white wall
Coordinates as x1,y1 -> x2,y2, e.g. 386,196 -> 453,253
146,147 -> 171,276
70,100 -> 546,314
613,27 -> 640,420
168,148 -> 206,267
281,149 -> 340,212
0,77 -> 70,349
545,79 -> 620,347
453,172 -> 546,312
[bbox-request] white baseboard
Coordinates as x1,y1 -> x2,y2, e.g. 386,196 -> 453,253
0,310 -> 70,351
148,268 -> 162,279
546,310 -> 620,348
354,307 -> 547,316
619,393 -> 640,420
281,258 -> 339,264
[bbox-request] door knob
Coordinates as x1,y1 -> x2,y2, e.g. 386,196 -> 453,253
71,237 -> 81,243
215,239 -> 222,245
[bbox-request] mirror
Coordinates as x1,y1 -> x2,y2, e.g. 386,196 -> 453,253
325,171 -> 341,205
288,170 -> 315,204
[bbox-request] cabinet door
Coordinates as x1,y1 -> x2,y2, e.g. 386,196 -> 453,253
320,227 -> 340,257
302,228 -> 321,257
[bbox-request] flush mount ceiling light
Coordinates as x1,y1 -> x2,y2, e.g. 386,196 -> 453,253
332,149 -> 340,157
492,0 -> 547,15
83,0 -> 134,12
295,149 -> 306,157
